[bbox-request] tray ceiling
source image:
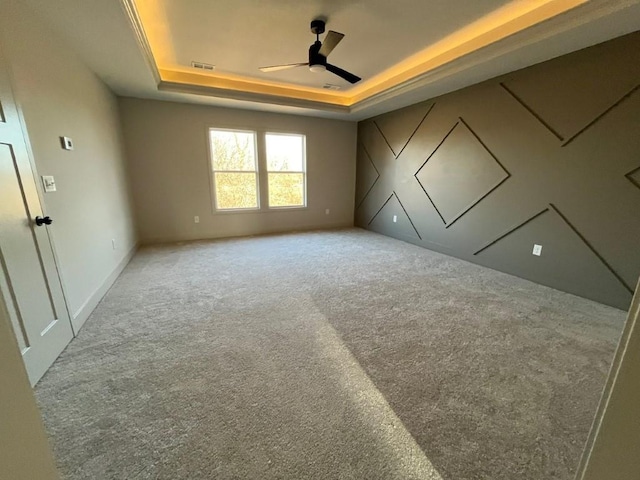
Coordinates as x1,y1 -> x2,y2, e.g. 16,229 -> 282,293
20,0 -> 640,118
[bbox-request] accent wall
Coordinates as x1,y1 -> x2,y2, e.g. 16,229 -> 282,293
355,32 -> 640,310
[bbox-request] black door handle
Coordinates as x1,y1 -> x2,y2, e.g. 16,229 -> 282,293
35,216 -> 53,226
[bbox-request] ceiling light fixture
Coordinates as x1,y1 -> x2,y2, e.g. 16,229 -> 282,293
309,64 -> 326,73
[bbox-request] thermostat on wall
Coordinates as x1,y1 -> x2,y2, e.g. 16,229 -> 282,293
60,136 -> 74,150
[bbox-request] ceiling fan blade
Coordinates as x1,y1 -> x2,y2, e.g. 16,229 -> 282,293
326,63 -> 361,84
318,30 -> 344,57
259,62 -> 308,72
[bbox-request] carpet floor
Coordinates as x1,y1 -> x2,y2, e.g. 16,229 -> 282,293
35,229 -> 626,480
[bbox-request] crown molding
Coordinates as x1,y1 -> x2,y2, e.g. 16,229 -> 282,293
119,0 -> 161,85
121,0 -> 639,117
350,0 -> 638,116
158,78 -> 350,113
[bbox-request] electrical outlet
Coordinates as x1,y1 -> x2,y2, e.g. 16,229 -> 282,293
325,209 -> 330,215
393,215 -> 397,223
112,239 -> 117,250
194,216 -> 200,224
532,244 -> 542,256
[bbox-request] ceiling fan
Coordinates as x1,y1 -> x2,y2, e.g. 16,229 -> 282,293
259,19 -> 361,84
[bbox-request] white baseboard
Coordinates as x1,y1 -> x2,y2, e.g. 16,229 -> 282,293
70,244 -> 138,334
141,222 -> 354,245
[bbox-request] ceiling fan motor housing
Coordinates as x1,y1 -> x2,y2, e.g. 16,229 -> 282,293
309,41 -> 327,71
310,19 -> 326,35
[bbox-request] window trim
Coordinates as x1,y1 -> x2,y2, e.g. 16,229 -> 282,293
206,126 -> 309,215
208,127 -> 260,212
265,132 -> 307,210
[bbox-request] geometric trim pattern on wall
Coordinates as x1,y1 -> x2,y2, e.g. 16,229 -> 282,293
626,166 -> 640,192
355,144 -> 380,209
368,191 -> 422,240
548,204 -> 633,294
415,117 -> 510,228
500,82 -> 640,147
473,207 -> 549,255
559,84 -> 640,147
497,32 -> 640,146
501,82 -> 640,147
474,203 -> 633,294
374,103 -> 434,158
499,82 -> 563,141
355,32 -> 640,309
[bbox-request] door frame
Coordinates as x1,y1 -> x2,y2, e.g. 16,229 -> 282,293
574,277 -> 640,479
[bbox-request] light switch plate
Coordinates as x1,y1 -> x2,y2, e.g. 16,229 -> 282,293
42,175 -> 56,193
60,136 -> 74,150
393,215 -> 397,223
533,244 -> 542,256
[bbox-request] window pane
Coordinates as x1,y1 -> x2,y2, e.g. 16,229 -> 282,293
268,173 -> 304,207
265,134 -> 304,172
210,130 -> 256,171
214,172 -> 258,209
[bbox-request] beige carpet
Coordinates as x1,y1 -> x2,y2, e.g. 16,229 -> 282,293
35,229 -> 626,479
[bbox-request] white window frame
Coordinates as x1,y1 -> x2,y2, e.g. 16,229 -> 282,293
265,132 -> 307,209
208,128 -> 260,212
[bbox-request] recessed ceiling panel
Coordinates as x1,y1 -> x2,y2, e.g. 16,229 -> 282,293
20,0 -> 640,116
139,0 -> 513,90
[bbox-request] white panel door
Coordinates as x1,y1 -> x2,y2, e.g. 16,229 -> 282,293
0,43 -> 73,385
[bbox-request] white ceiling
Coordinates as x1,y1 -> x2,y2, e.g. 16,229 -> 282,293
21,0 -> 640,120
152,0 -> 513,90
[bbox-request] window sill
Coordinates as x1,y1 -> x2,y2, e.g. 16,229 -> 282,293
212,206 -> 308,215
267,205 -> 308,211
213,207 -> 261,215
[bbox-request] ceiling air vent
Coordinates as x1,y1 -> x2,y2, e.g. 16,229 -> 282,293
191,61 -> 215,71
322,83 -> 341,90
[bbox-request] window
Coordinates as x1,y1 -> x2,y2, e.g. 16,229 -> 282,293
265,133 -> 306,208
208,129 -> 307,211
209,129 -> 259,210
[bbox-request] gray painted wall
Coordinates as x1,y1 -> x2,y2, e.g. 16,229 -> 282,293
119,98 -> 357,244
0,0 -> 138,331
355,32 -> 640,310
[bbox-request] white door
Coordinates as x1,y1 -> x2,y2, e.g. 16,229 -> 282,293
0,43 -> 73,385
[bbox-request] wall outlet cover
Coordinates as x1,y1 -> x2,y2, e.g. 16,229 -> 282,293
533,244 -> 543,256
393,215 -> 397,223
